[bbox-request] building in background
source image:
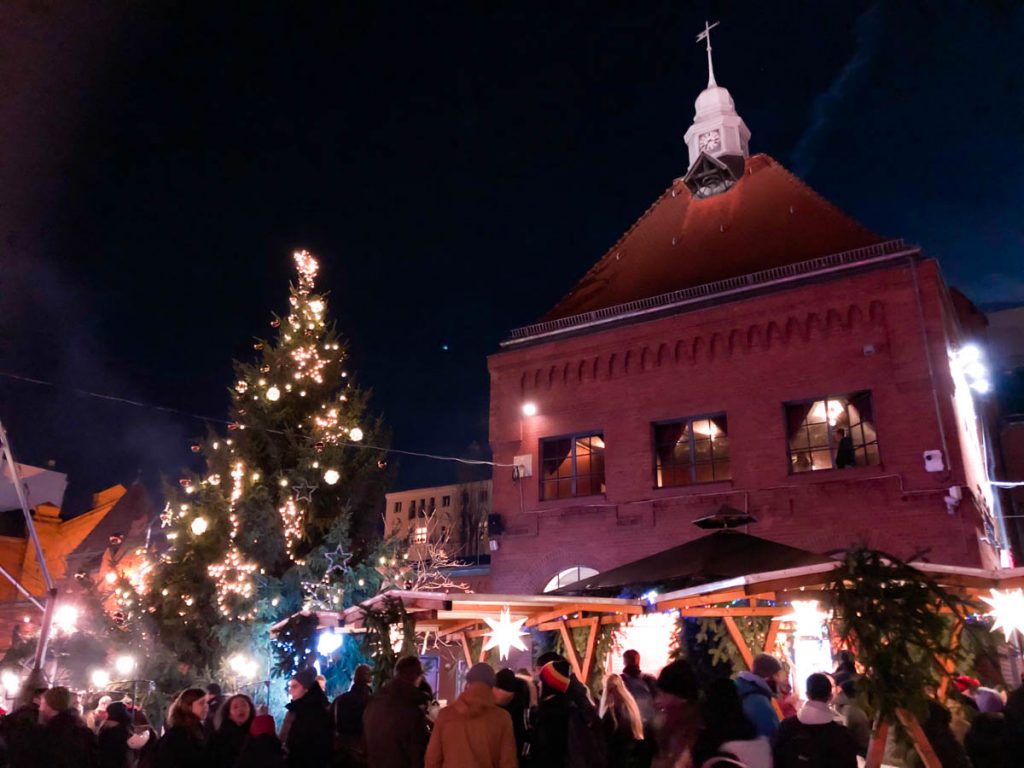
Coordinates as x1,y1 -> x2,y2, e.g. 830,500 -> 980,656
486,42 -> 1008,595
987,304 -> 1024,557
383,480 -> 492,591
0,465 -> 157,653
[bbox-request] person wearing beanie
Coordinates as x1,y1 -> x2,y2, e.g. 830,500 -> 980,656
364,655 -> 431,768
493,669 -> 534,766
98,701 -> 133,768
38,686 -> 98,768
425,663 -> 517,768
652,659 -> 701,768
773,673 -> 857,768
734,653 -> 783,742
532,660 -> 607,768
332,663 -> 374,767
236,714 -> 285,768
279,666 -> 332,768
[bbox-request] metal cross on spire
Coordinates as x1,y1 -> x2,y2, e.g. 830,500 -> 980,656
696,20 -> 720,87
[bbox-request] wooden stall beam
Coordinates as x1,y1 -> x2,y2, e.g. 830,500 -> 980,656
722,616 -> 755,670
557,620 -> 584,680
459,633 -> 473,667
580,618 -> 600,682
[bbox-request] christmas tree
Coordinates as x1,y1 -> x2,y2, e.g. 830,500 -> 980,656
146,251 -> 389,672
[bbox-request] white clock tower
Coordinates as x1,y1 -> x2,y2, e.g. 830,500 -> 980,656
682,22 -> 751,170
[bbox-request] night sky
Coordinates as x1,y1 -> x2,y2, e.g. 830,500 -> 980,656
2,1 -> 1022,514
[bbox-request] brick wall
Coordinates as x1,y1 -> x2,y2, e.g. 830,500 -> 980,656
487,259 -> 994,594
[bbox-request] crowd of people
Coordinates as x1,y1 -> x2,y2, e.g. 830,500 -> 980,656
1,648 -> 1023,768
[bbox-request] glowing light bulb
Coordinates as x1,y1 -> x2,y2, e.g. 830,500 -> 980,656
323,469 -> 340,485
279,477 -> 289,487
191,517 -> 209,535
104,571 -> 117,585
90,670 -> 109,689
349,428 -> 364,442
521,402 -> 538,417
267,386 -> 281,402
114,655 -> 136,676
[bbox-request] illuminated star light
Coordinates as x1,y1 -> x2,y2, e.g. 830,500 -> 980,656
292,479 -> 317,503
982,588 -> 1024,641
482,607 -> 528,660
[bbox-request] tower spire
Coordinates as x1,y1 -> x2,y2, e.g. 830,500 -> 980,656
696,20 -> 720,88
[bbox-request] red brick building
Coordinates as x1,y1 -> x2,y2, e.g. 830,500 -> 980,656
486,54 -> 1005,595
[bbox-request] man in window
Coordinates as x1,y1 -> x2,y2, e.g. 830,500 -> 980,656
834,428 -> 856,469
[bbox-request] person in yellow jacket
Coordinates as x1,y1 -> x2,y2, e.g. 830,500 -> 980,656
425,663 -> 518,768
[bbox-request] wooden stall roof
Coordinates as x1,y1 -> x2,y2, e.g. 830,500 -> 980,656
653,561 -> 1024,612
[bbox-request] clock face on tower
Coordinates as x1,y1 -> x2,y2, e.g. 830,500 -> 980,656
698,129 -> 721,152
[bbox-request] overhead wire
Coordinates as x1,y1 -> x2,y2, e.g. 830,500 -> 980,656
0,370 -> 515,468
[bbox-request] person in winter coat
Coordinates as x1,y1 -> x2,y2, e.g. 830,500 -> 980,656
209,693 -> 254,767
773,673 -> 857,768
38,686 -> 99,768
734,653 -> 782,742
1,685 -> 45,768
236,714 -> 285,768
363,656 -> 431,768
692,677 -> 771,768
620,651 -> 657,728
425,663 -> 517,768
599,674 -> 645,768
833,678 -> 870,757
908,699 -> 970,768
156,688 -> 210,768
98,701 -> 134,768
651,659 -> 701,768
493,669 -> 534,766
280,667 -> 332,768
332,664 -> 373,767
531,659 -> 607,768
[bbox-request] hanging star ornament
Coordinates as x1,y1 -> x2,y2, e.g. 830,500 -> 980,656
981,588 -> 1024,641
324,545 -> 352,577
292,479 -> 317,504
482,607 -> 528,660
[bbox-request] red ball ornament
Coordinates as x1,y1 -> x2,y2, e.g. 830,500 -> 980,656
227,422 -> 239,431
260,364 -> 271,374
270,318 -> 281,328
377,459 -> 388,470
189,441 -> 201,453
254,342 -> 264,351
112,610 -> 126,626
314,441 -> 325,454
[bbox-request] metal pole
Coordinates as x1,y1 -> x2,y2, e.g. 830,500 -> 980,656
0,562 -> 44,610
30,588 -> 58,674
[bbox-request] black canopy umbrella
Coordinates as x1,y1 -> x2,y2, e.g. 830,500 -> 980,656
553,529 -> 832,597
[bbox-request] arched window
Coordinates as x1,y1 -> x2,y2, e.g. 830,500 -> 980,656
543,566 -> 599,593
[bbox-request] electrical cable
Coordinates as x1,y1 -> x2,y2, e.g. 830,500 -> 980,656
0,370 -> 515,468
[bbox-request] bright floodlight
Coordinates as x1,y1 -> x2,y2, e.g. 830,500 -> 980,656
115,655 -> 136,676
90,669 -> 110,689
53,604 -> 79,634
958,344 -> 982,365
971,379 -> 992,394
521,402 -> 537,417
317,629 -> 344,656
229,653 -> 259,679
2,670 -> 21,697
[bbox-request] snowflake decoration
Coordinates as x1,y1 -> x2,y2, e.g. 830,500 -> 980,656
482,607 -> 528,660
981,588 -> 1024,641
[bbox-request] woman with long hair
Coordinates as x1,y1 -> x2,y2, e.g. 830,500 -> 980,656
692,677 -> 771,768
601,673 -> 646,768
156,688 -> 210,768
209,693 -> 255,767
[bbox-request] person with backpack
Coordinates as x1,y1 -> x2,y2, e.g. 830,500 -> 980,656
773,673 -> 857,768
332,664 -> 373,767
494,669 -> 535,766
734,654 -> 782,742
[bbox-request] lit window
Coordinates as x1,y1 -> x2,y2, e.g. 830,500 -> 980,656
786,391 -> 879,473
543,566 -> 600,593
540,433 -> 606,500
653,414 -> 730,487
393,501 -> 402,514
413,526 -> 427,544
442,495 -> 451,507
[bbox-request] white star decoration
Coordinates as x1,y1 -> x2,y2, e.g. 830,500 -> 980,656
292,480 -> 317,504
324,545 -> 352,576
482,607 -> 528,660
981,588 -> 1024,642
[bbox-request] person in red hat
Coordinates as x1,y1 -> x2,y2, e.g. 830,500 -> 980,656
235,714 -> 284,768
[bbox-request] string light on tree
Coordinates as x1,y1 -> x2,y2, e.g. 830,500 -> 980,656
323,469 -> 340,485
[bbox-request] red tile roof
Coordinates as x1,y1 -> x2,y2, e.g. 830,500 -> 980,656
543,154 -> 886,321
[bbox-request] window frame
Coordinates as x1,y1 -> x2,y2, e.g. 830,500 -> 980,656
651,412 -> 732,488
783,390 -> 880,474
539,430 -> 606,501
